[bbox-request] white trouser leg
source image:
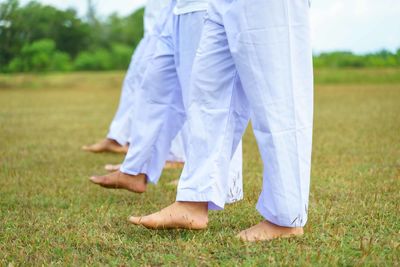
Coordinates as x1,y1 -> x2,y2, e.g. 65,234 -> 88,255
178,0 -> 313,227
107,0 -> 179,147
107,36 -> 149,145
122,11 -> 244,204
121,13 -> 186,183
167,129 -> 186,163
177,16 -> 249,209
227,0 -> 314,227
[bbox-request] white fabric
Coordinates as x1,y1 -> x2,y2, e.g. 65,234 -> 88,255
107,0 -> 186,162
173,0 -> 209,15
176,0 -> 314,227
120,10 -> 243,204
144,0 -> 170,35
106,36 -> 149,146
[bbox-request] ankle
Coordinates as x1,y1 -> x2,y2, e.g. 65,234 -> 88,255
264,220 -> 304,234
107,138 -> 120,146
178,201 -> 208,215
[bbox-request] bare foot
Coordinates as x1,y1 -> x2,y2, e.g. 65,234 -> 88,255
82,139 -> 128,153
104,163 -> 121,172
129,202 -> 208,230
104,161 -> 183,173
89,171 -> 147,193
237,220 -> 304,242
164,161 -> 184,169
167,179 -> 179,186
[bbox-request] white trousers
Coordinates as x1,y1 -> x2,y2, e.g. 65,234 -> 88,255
121,10 -> 244,204
177,0 -> 314,227
106,1 -> 186,162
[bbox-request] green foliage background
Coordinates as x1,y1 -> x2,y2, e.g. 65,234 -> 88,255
0,0 -> 399,73
0,0 -> 144,72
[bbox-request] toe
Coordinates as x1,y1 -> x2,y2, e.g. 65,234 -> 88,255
237,230 -> 255,242
235,232 -> 242,240
237,231 -> 246,241
111,165 -> 122,171
104,164 -> 113,171
128,216 -> 143,225
89,176 -> 103,184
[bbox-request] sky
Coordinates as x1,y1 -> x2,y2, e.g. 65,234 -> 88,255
13,0 -> 400,54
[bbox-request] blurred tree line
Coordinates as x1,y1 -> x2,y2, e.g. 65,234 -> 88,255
0,0 -> 144,72
313,50 -> 400,68
0,0 -> 399,73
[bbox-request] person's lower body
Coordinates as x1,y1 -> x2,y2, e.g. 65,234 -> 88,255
83,26 -> 187,163
91,11 -> 244,210
119,11 -> 243,192
131,0 -> 313,242
81,36 -> 149,154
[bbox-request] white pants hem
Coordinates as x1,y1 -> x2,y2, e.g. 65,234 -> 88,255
176,188 -> 225,210
106,132 -> 127,146
120,165 -> 159,185
256,202 -> 308,228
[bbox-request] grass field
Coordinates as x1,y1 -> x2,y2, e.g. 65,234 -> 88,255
0,69 -> 399,266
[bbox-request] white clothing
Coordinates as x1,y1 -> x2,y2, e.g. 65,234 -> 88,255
120,9 -> 243,204
174,0 -> 209,15
107,0 -> 186,162
176,0 -> 314,227
144,0 -> 171,35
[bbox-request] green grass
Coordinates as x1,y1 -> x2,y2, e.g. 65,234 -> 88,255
314,68 -> 400,84
0,69 -> 399,266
